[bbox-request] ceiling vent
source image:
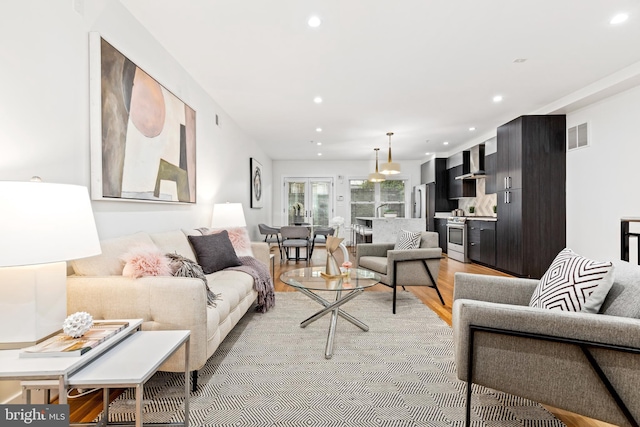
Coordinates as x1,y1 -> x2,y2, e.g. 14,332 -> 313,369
567,122 -> 589,151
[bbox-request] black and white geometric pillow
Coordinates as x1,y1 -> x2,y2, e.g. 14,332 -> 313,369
394,230 -> 422,250
529,248 -> 615,313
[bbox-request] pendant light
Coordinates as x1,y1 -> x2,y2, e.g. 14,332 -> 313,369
380,132 -> 401,174
368,148 -> 386,182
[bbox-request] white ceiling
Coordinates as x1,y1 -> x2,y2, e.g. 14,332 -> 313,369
120,0 -> 640,161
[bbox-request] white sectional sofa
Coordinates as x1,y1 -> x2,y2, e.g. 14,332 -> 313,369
67,229 -> 270,389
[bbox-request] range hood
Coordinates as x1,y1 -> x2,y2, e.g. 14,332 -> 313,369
455,144 -> 486,180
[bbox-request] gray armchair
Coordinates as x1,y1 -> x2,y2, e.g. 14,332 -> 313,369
356,231 -> 443,313
452,261 -> 640,427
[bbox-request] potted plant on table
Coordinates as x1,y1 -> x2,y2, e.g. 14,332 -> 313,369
291,202 -> 304,223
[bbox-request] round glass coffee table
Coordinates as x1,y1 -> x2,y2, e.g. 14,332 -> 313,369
280,266 -> 381,359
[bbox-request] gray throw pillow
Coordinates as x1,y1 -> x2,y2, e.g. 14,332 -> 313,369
187,230 -> 242,274
599,260 -> 640,318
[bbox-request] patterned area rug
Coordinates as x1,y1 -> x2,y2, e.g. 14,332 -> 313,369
103,291 -> 565,426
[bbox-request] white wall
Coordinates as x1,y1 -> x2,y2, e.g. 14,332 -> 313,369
271,159 -> 423,231
0,0 -> 272,242
0,0 -> 272,403
566,84 -> 640,262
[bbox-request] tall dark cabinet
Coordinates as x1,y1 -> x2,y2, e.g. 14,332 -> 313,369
495,115 -> 566,278
484,153 -> 497,194
421,158 -> 456,231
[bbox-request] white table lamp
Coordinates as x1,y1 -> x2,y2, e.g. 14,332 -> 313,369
0,181 -> 101,349
211,202 -> 247,228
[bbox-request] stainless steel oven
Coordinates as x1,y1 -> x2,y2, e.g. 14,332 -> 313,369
446,217 -> 469,263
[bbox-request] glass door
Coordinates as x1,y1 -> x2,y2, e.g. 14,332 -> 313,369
283,178 -> 333,230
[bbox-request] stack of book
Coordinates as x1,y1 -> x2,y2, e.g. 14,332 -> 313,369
19,320 -> 129,358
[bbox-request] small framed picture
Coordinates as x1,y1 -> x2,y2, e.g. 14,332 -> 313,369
250,158 -> 263,208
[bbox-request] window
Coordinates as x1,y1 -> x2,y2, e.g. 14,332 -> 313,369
349,179 -> 407,224
380,180 -> 406,217
349,180 -> 375,224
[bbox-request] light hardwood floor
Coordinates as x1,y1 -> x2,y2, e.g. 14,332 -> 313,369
65,244 -> 615,427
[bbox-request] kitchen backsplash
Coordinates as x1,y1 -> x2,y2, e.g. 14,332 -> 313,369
457,179 -> 497,217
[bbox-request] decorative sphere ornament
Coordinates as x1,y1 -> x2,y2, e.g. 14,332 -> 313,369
62,312 -> 94,338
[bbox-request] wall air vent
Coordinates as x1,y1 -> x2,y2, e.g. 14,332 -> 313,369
567,122 -> 589,151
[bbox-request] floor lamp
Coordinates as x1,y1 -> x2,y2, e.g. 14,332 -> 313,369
0,181 -> 101,349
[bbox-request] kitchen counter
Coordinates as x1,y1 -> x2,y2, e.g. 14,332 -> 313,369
355,217 -> 425,243
465,216 -> 498,222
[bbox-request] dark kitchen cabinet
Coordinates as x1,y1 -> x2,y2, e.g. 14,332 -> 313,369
467,220 -> 496,267
435,218 -> 448,254
448,165 -> 476,199
495,115 -> 566,278
421,158 -> 456,231
484,153 -> 497,194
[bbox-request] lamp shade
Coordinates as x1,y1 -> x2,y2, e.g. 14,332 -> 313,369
212,203 -> 247,228
380,131 -> 401,175
380,161 -> 401,175
0,181 -> 101,348
368,148 -> 386,182
0,181 -> 101,267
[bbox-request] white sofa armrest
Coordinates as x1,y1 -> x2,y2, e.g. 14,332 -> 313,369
67,275 -> 209,371
251,242 -> 270,267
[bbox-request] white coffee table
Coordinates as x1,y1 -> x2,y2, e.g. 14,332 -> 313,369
0,319 -> 143,404
67,330 -> 190,427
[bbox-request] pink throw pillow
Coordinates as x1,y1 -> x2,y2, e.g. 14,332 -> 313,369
206,227 -> 254,257
121,246 -> 172,278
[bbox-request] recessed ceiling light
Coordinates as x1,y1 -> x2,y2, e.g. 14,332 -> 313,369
313,96 -> 323,104
469,127 -> 476,131
610,13 -> 629,25
425,152 -> 431,155
317,142 -> 322,146
316,127 -> 322,132
443,141 -> 449,145
317,152 -> 322,156
513,58 -> 527,63
493,95 -> 503,103
308,16 -> 322,28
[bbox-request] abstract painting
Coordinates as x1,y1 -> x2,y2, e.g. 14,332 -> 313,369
250,158 -> 263,208
89,33 -> 196,203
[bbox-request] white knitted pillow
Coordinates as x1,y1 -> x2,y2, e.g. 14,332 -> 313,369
394,230 -> 422,250
529,248 -> 614,313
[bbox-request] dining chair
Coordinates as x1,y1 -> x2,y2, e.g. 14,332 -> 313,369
309,226 -> 334,258
258,224 -> 282,258
280,226 -> 311,264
